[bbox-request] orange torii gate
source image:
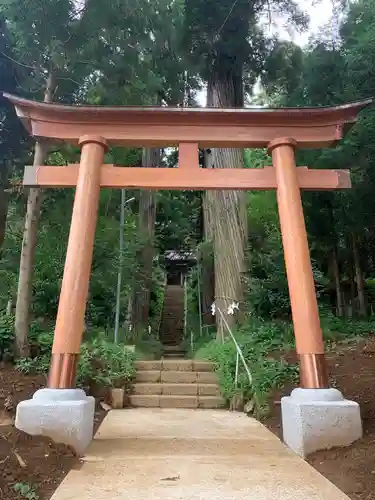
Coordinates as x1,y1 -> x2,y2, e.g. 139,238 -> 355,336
4,93 -> 371,456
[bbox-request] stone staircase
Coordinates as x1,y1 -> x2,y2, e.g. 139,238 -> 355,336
159,285 -> 186,358
130,359 -> 226,409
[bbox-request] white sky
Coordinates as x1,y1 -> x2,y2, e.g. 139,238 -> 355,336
275,0 -> 334,46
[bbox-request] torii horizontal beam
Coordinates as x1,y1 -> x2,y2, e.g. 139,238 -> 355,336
24,165 -> 351,190
3,93 -> 372,148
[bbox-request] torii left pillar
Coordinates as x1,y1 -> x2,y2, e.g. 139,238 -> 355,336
15,136 -> 107,455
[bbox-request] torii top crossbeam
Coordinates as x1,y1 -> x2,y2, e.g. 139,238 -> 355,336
3,93 -> 372,148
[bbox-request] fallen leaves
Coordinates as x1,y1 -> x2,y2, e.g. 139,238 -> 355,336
160,475 -> 180,481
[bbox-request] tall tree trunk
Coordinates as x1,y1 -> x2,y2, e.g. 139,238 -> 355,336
349,269 -> 356,318
352,233 -> 367,317
200,146 -> 215,325
331,246 -> 344,317
0,159 -> 11,254
14,72 -> 56,357
199,241 -> 215,325
207,74 -> 248,339
131,148 -> 160,337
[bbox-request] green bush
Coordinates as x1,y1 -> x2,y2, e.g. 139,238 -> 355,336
89,337 -> 135,388
16,333 -> 136,391
134,336 -> 163,360
195,320 -> 298,417
0,313 -> 15,361
195,313 -> 375,418
320,311 -> 375,340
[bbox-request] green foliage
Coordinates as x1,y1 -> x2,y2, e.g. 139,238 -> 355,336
0,313 -> 55,362
246,171 -> 327,319
195,320 -> 298,416
246,190 -> 288,317
262,40 -> 304,99
255,0 -> 375,325
0,313 -> 14,361
320,311 -> 375,341
140,265 -> 166,337
13,482 -> 39,500
195,314 -> 375,416
89,337 -> 135,388
134,337 -> 164,361
1,186 -> 141,328
0,15 -> 29,166
156,190 -> 202,252
16,333 -> 136,390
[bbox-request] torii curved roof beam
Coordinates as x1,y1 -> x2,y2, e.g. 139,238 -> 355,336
3,93 -> 372,149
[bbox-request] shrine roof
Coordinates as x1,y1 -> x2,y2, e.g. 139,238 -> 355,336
3,93 -> 372,149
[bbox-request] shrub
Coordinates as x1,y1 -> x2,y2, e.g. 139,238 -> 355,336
134,336 -> 163,360
195,321 -> 298,418
320,311 -> 375,340
195,313 -> 375,418
89,337 -> 135,388
0,313 -> 14,361
16,333 -> 136,392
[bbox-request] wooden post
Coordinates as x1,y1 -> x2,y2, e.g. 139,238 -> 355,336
48,136 -> 107,389
269,137 -> 329,389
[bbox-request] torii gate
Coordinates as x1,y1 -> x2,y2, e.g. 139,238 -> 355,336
4,93 -> 371,456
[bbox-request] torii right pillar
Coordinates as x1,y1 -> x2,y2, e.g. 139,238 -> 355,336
269,137 -> 362,457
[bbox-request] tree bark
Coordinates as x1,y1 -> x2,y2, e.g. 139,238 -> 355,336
331,246 -> 344,317
352,233 -> 367,317
131,148 -> 160,337
349,270 -> 356,318
14,71 -> 56,357
200,146 -> 215,325
206,75 -> 248,339
0,159 -> 11,254
199,242 -> 215,326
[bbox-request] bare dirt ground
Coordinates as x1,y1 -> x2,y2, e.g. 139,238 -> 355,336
264,336 -> 375,500
0,365 -> 105,500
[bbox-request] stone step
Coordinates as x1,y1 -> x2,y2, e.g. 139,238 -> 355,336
161,350 -> 186,357
135,360 -> 215,373
129,394 -> 225,409
135,370 -> 219,384
162,353 -> 185,359
161,343 -> 183,346
135,370 -> 161,383
133,383 -> 221,396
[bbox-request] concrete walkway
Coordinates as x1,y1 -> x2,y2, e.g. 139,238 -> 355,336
51,409 -> 350,500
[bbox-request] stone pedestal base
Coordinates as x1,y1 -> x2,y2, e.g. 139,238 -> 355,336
110,388 -> 124,409
15,388 -> 95,455
281,388 -> 362,457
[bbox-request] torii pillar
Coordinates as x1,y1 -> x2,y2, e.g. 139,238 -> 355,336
48,135 -> 108,389
269,137 -> 361,457
4,92 -> 370,457
269,138 -> 328,389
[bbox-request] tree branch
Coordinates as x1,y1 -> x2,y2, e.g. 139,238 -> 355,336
0,51 -> 36,71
